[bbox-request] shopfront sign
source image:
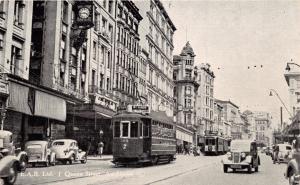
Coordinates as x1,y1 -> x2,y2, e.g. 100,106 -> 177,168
0,81 -> 8,95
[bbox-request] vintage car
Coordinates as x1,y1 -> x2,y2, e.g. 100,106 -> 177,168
25,141 -> 56,167
222,140 -> 260,173
0,130 -> 27,185
285,137 -> 300,185
50,139 -> 87,165
273,143 -> 292,164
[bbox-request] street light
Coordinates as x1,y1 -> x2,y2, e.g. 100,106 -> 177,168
269,89 -> 292,118
285,60 -> 300,71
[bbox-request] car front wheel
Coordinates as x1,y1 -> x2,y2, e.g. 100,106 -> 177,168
80,155 -> 87,164
247,165 -> 252,173
3,165 -> 17,185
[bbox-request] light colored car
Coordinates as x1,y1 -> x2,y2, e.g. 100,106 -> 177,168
25,141 -> 56,167
273,144 -> 292,164
50,139 -> 87,165
0,130 -> 27,185
222,140 -> 260,173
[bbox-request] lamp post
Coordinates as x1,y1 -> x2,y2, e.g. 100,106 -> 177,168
269,89 -> 292,118
285,61 -> 300,71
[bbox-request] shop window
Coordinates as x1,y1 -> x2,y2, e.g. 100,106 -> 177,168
130,121 -> 138,138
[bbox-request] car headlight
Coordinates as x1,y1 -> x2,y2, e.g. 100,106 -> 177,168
241,152 -> 246,158
227,152 -> 232,160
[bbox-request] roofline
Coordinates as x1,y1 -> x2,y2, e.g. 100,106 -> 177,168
215,99 -> 239,109
154,0 -> 176,31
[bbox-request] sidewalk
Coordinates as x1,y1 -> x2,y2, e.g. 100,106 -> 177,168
87,155 -> 113,161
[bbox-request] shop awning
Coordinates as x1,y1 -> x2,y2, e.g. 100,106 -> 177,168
8,81 -> 67,121
35,90 -> 66,122
8,82 -> 32,115
176,126 -> 194,143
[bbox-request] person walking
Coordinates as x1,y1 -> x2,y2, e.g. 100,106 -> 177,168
98,141 -> 104,158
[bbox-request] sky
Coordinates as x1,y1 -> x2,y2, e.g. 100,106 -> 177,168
164,0 -> 300,127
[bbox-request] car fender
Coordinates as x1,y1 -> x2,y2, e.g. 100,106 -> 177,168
286,159 -> 299,179
0,156 -> 19,176
66,151 -> 75,159
17,151 -> 28,171
245,155 -> 252,163
50,152 -> 56,163
78,151 -> 86,160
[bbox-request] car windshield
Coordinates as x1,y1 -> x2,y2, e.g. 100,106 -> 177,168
230,141 -> 250,152
27,144 -> 42,149
52,141 -> 65,146
279,145 -> 291,151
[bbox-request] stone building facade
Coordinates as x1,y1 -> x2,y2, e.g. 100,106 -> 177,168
173,42 -> 199,145
135,0 -> 176,117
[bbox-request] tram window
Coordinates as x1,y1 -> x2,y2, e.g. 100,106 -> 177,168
114,122 -> 120,137
143,122 -> 150,137
121,122 -> 129,137
130,121 -> 138,137
139,122 -> 143,137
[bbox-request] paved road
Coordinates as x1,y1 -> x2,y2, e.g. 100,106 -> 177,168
15,153 -> 288,185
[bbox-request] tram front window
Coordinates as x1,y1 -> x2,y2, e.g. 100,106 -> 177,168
114,122 -> 120,137
121,122 -> 129,137
130,122 -> 138,137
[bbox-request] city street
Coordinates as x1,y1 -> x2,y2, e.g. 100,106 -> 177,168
15,153 -> 287,185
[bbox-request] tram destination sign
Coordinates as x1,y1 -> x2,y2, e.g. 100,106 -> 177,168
117,105 -> 150,114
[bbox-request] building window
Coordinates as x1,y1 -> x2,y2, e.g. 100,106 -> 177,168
10,45 -> 23,76
93,41 -> 96,60
81,48 -> 87,72
185,70 -> 192,79
62,1 -> 68,23
102,17 -> 107,32
186,59 -> 192,65
185,86 -> 192,95
70,47 -> 78,67
107,51 -> 110,69
101,46 -> 105,64
0,1 -> 6,18
185,98 -> 192,108
14,0 -> 25,27
94,12 -> 100,31
149,69 -> 153,84
103,0 -> 107,9
108,0 -> 113,14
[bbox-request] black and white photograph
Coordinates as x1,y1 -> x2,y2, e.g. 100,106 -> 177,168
0,0 -> 299,184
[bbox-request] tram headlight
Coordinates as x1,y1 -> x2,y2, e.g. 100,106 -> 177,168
122,143 -> 127,150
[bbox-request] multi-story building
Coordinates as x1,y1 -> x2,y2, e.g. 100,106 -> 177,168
28,0 -> 122,153
215,99 -> 240,140
195,63 -> 215,139
114,0 -> 142,105
173,42 -> 199,146
243,110 -> 257,140
253,111 -> 272,146
135,0 -> 176,117
213,102 -> 223,134
285,62 -> 300,117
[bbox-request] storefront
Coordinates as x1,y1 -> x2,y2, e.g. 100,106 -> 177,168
3,74 -> 80,147
176,125 -> 194,153
66,103 -> 116,154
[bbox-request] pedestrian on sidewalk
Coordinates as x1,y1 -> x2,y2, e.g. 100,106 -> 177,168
98,141 -> 104,158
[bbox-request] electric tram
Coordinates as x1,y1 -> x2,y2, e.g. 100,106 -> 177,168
204,132 -> 230,155
112,105 -> 176,166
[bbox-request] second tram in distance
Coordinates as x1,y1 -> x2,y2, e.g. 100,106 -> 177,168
204,134 -> 230,155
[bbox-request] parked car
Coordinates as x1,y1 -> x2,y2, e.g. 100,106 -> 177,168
25,141 -> 56,167
50,139 -> 87,165
0,130 -> 28,185
285,137 -> 300,185
222,140 -> 260,173
273,144 -> 292,164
